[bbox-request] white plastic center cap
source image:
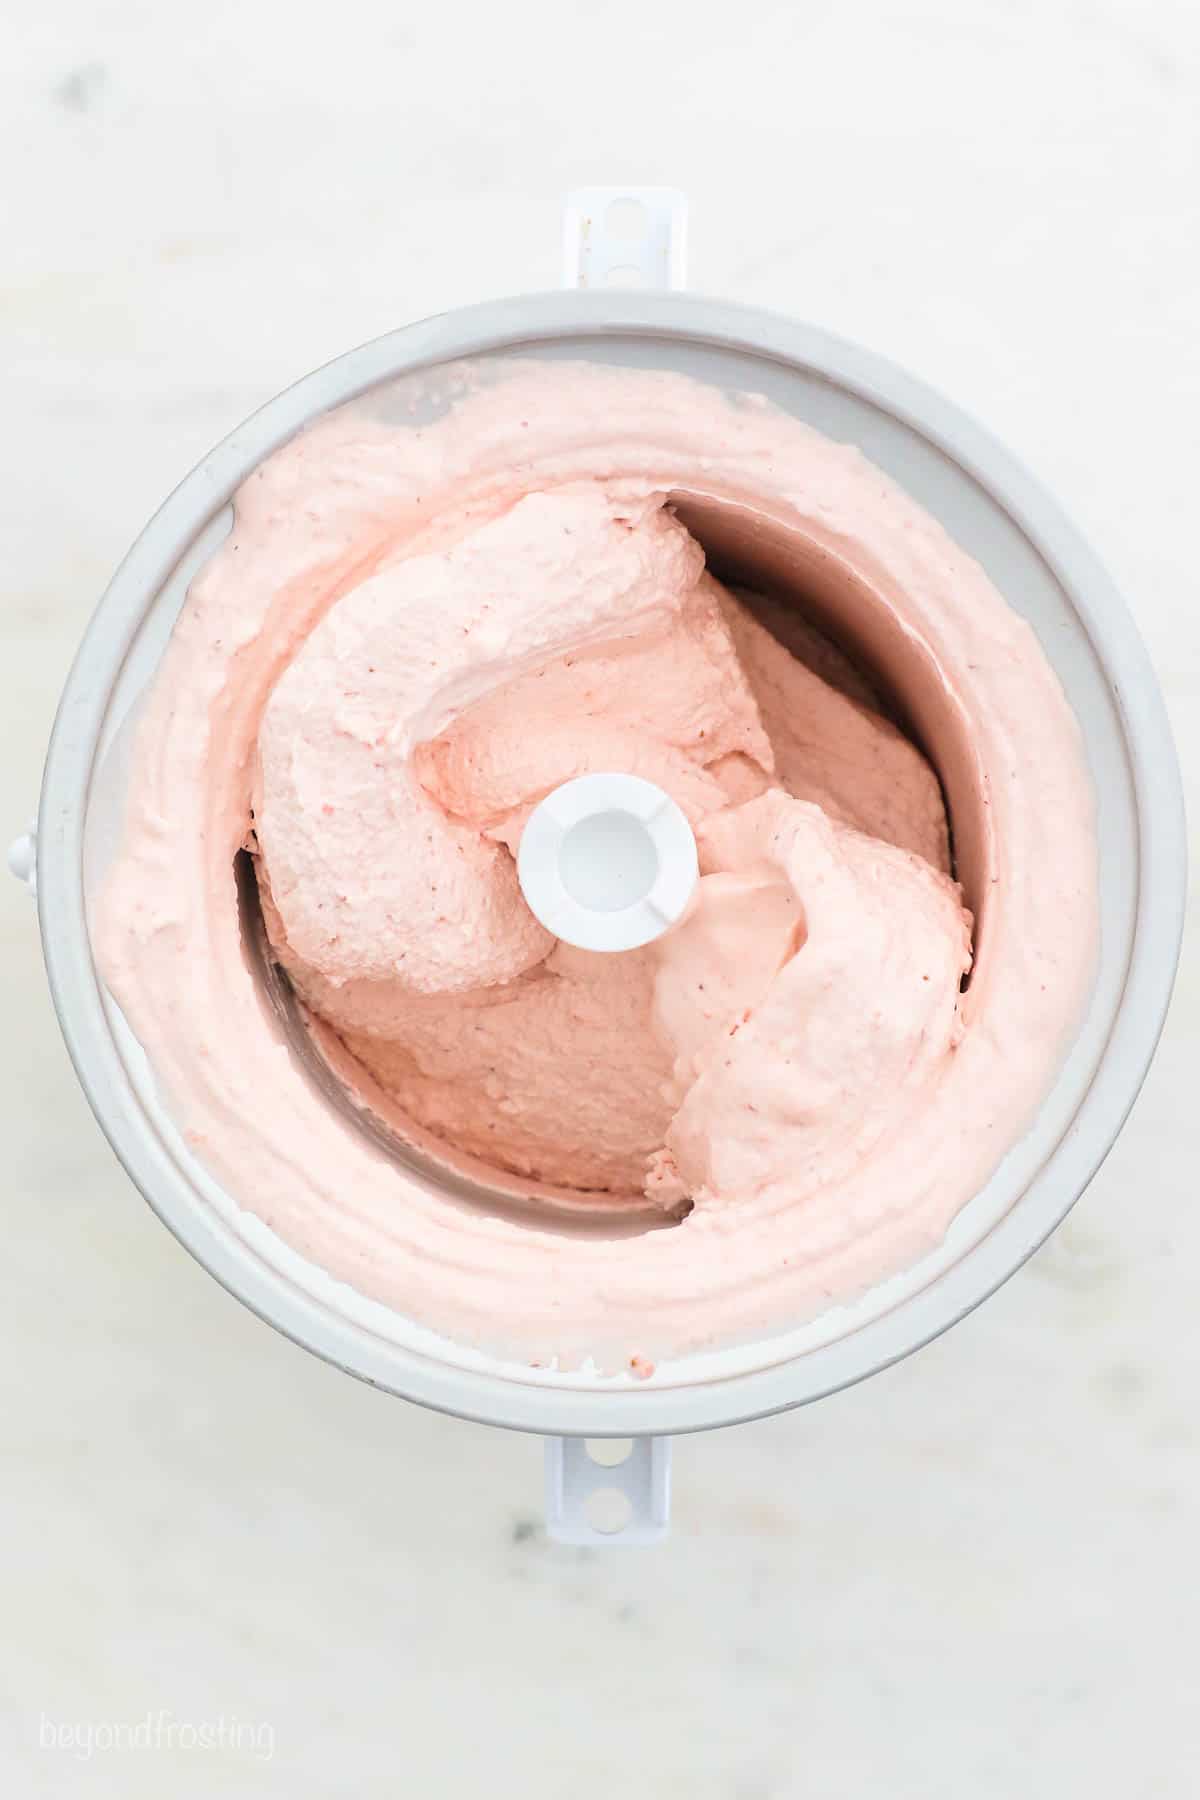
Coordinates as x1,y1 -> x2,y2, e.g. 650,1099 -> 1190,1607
517,773 -> 698,953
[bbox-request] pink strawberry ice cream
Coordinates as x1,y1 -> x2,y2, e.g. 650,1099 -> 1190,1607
94,358 -> 1096,1371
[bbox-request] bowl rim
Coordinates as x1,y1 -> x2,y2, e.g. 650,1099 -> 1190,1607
37,288 -> 1187,1437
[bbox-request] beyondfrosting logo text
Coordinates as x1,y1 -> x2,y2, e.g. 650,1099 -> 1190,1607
38,1710 -> 275,1763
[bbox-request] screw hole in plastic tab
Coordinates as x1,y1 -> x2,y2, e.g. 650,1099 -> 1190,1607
586,1437 -> 634,1468
604,264 -> 645,288
585,1488 -> 633,1535
604,197 -> 649,241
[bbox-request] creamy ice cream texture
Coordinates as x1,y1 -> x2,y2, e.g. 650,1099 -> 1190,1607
96,359 -> 1097,1373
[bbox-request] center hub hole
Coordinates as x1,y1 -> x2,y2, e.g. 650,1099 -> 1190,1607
559,809 -> 659,913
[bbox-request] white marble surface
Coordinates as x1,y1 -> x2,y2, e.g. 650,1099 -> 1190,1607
3,1 -> 1199,1793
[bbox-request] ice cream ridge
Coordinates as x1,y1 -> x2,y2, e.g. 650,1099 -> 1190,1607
96,359 -> 1097,1373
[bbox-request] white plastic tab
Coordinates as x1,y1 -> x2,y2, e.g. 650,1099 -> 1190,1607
7,818 -> 37,898
563,187 -> 687,290
537,194 -> 684,1544
518,773 -> 698,953
545,1437 -> 671,1546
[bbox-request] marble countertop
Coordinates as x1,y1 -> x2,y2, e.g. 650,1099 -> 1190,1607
3,0 -> 1198,1793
